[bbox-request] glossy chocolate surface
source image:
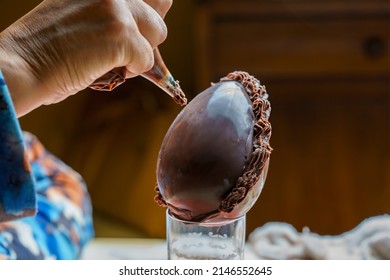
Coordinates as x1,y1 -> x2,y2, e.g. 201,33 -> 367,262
156,81 -> 255,221
155,71 -> 272,223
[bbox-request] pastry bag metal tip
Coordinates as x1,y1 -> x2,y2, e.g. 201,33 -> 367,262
141,69 -> 187,107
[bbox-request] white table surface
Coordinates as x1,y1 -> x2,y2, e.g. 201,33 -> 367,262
81,238 -> 259,260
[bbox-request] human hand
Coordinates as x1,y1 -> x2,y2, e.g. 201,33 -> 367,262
0,0 -> 172,116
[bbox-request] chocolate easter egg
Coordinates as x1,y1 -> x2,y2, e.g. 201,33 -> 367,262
155,72 -> 272,223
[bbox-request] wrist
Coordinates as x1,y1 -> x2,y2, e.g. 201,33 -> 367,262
0,29 -> 44,117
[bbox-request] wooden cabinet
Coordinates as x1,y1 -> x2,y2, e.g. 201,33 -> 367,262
195,0 -> 390,235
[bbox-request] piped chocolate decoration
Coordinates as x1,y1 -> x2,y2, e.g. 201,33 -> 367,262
218,71 -> 272,213
155,71 -> 272,222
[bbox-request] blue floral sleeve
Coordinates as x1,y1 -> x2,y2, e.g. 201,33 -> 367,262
0,72 -> 36,221
0,70 -> 94,259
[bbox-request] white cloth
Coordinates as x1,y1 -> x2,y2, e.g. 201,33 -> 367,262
248,214 -> 390,259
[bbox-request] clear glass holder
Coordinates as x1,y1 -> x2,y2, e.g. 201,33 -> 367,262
166,210 -> 246,260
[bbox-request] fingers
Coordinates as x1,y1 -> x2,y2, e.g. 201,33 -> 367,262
143,0 -> 173,18
123,18 -> 155,75
123,0 -> 172,76
133,1 -> 168,49
108,0 -> 173,76
125,38 -> 154,76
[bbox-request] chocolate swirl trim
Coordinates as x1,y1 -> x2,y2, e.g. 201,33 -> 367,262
218,71 -> 272,213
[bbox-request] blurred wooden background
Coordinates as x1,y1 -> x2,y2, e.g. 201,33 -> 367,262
2,0 -> 389,238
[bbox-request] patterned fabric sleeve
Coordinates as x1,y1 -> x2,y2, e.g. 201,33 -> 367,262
0,71 -> 37,221
0,70 -> 94,259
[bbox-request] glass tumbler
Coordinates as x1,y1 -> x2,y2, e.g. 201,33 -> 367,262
166,210 -> 246,260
